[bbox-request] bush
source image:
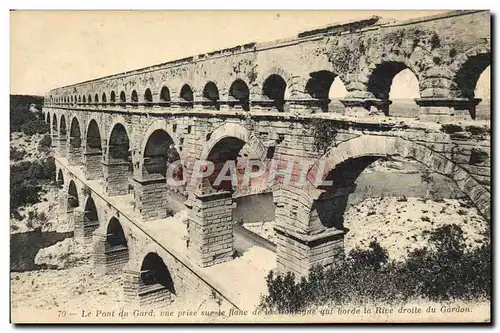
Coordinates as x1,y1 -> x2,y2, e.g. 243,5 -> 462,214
38,134 -> 52,153
10,95 -> 48,135
259,225 -> 490,312
10,147 -> 26,161
10,157 -> 56,216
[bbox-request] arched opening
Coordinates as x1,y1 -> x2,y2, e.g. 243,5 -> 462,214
83,196 -> 99,234
179,84 -> 194,108
70,117 -> 82,149
86,120 -> 102,152
456,53 -> 491,99
52,114 -> 58,137
70,96 -> 74,104
202,82 -> 220,110
67,180 -> 79,212
94,94 -> 99,103
57,169 -> 64,188
144,88 -> 153,107
328,76 -> 348,113
262,74 -> 287,112
102,92 -> 107,104
45,112 -> 50,124
388,68 -> 420,117
475,66 -> 490,120
159,86 -> 171,106
131,90 -> 138,106
59,115 -> 67,138
120,91 -> 126,105
305,71 -> 337,112
94,217 -> 129,274
88,94 -> 92,103
106,217 -> 128,249
308,140 -> 485,262
84,119 -> 103,179
106,123 -> 132,195
110,91 -> 116,103
140,252 -> 176,295
142,129 -> 182,180
83,95 -> 86,103
229,79 -> 250,111
78,96 -> 82,103
367,62 -> 419,115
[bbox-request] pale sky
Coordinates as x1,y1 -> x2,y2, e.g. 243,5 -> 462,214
10,10 -> 488,98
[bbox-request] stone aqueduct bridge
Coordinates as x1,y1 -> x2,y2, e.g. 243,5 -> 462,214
42,11 -> 490,308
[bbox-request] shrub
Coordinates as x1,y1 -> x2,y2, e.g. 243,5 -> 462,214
10,157 -> 56,216
10,147 -> 26,161
38,134 -> 52,153
259,225 -> 490,312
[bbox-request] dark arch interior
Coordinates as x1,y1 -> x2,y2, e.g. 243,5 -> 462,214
94,94 -> 99,103
106,217 -> 127,248
144,88 -> 153,104
84,196 -> 99,226
203,82 -> 220,110
110,91 -> 116,103
59,116 -> 67,136
88,95 -> 92,103
143,129 -> 182,179
57,169 -> 64,188
229,79 -> 250,111
456,53 -> 491,99
67,180 -> 79,209
70,118 -> 82,148
160,86 -> 171,104
120,91 -> 126,103
180,84 -> 194,107
206,137 -> 247,191
52,115 -> 57,131
262,74 -> 287,112
86,120 -> 102,152
306,71 -> 338,112
140,252 -> 176,294
312,155 -> 396,230
83,95 -> 86,103
131,90 -> 138,103
108,124 -> 130,163
367,62 -> 410,100
78,96 -> 82,103
102,93 -> 107,103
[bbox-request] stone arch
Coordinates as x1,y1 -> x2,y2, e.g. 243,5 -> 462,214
180,84 -> 194,108
59,114 -> 67,137
202,81 -> 220,110
261,74 -> 290,112
67,180 -> 79,212
57,168 -> 65,188
45,111 -> 50,124
78,95 -> 82,103
256,66 -> 295,96
139,121 -> 184,179
75,195 -> 100,242
83,95 -> 86,103
69,116 -> 83,165
120,91 -> 126,104
199,123 -> 268,191
104,121 -> 133,196
69,117 -> 82,148
88,94 -> 92,103
306,135 -> 490,221
228,79 -> 250,111
102,92 -> 107,103
94,216 -> 130,274
144,88 -> 153,106
305,70 -> 346,112
94,93 -> 99,103
367,61 -> 420,101
122,251 -> 176,306
452,46 -> 491,99
131,90 -> 139,103
159,86 -> 171,105
110,91 -> 116,103
84,118 -> 103,179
